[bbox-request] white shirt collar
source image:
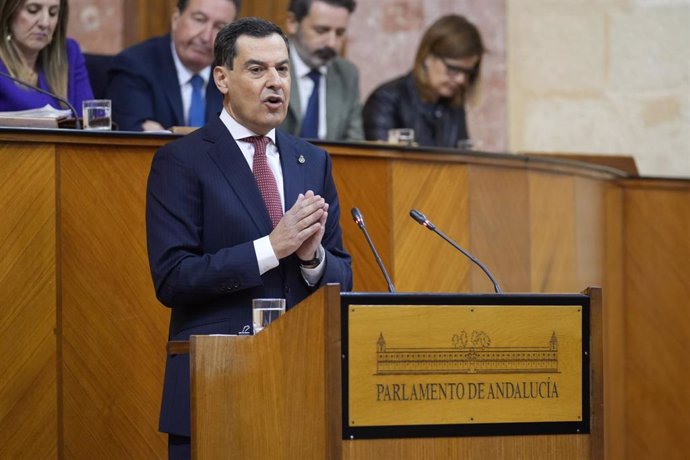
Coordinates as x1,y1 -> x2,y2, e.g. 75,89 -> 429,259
220,108 -> 277,144
171,40 -> 211,86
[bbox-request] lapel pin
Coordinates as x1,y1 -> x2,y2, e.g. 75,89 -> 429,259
298,155 -> 306,164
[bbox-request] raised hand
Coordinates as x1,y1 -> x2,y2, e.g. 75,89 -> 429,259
269,190 -> 327,260
296,201 -> 328,262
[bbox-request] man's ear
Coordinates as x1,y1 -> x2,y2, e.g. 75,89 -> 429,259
171,8 -> 181,33
213,66 -> 230,95
285,12 -> 299,35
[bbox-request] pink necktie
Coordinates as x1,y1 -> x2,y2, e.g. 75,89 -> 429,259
242,136 -> 283,228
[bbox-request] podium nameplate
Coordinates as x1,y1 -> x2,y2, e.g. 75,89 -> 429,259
341,293 -> 590,439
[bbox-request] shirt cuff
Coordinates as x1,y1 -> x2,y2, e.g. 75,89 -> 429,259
254,236 -> 279,275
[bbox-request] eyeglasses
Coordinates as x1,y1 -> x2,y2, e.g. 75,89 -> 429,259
437,56 -> 478,80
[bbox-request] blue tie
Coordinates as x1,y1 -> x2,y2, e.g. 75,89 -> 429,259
299,70 -> 321,138
188,74 -> 205,127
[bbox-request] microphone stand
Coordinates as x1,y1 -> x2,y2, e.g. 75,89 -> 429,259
351,208 -> 396,293
410,209 -> 502,293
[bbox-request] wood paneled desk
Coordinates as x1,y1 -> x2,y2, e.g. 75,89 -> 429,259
1,128 -> 687,458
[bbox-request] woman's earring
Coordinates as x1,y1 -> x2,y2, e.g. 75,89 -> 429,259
422,55 -> 432,72
5,33 -> 11,42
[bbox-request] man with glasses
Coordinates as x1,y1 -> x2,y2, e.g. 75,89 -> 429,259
363,14 -> 484,148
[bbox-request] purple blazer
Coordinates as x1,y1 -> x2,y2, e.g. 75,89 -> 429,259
0,38 -> 93,116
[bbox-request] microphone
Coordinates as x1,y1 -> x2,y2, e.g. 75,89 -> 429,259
0,69 -> 81,129
410,209 -> 502,293
350,207 -> 395,293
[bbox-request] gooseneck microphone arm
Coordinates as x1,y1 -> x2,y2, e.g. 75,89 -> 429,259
351,207 -> 396,293
0,69 -> 81,129
409,209 -> 502,293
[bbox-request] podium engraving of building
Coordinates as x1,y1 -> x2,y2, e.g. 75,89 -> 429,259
376,331 -> 559,375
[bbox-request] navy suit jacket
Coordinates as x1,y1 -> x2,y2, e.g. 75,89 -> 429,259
107,34 -> 223,131
146,115 -> 352,436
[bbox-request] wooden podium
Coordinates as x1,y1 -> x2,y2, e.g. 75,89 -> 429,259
190,285 -> 603,459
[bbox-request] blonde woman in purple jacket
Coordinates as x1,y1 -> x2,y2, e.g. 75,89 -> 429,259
0,0 -> 93,116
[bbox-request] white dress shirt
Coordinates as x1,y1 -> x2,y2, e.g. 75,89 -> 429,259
219,109 -> 325,283
171,41 -> 211,126
290,43 -> 327,139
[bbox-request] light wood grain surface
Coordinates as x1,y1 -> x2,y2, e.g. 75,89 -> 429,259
0,130 -> 687,459
0,142 -> 58,459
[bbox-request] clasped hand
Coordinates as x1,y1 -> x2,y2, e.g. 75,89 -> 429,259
269,190 -> 328,261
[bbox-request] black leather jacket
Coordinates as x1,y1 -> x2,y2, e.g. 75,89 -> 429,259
363,73 -> 468,148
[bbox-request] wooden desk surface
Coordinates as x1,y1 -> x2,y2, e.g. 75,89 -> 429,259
1,128 -> 686,459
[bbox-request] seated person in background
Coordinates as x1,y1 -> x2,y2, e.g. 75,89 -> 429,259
280,0 -> 363,141
362,14 -> 484,148
106,0 -> 239,131
0,0 -> 93,116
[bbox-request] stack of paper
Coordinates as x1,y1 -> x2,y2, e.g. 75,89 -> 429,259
0,104 -> 72,119
0,104 -> 72,128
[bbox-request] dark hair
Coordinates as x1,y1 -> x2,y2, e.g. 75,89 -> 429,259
177,0 -> 242,13
213,17 -> 289,69
412,14 -> 485,106
288,0 -> 356,22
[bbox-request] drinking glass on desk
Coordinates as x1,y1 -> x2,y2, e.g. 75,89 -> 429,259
82,99 -> 112,130
388,128 -> 415,146
252,298 -> 286,334
457,139 -> 482,151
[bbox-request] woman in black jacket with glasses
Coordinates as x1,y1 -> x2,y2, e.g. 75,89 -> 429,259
363,14 -> 484,148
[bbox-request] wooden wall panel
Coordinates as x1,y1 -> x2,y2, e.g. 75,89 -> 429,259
0,144 -> 58,458
573,177 -> 606,290
119,0 -> 290,46
603,184 -> 626,460
332,155 -> 392,292
123,0 -> 175,47
59,145 -> 168,458
467,165 -> 530,292
528,172 -> 578,292
621,180 -> 690,460
391,161 -> 471,293
2,131 -> 688,458
241,0 -> 289,26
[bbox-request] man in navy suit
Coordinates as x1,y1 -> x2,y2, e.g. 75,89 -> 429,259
107,0 -> 239,131
146,17 -> 352,459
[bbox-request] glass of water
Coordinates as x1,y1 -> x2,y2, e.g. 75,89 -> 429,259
82,99 -> 112,130
252,298 -> 286,334
387,128 -> 415,146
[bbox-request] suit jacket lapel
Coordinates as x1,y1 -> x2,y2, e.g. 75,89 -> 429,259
325,63 -> 342,140
276,130 -> 305,209
159,36 -> 185,125
204,117 -> 273,232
